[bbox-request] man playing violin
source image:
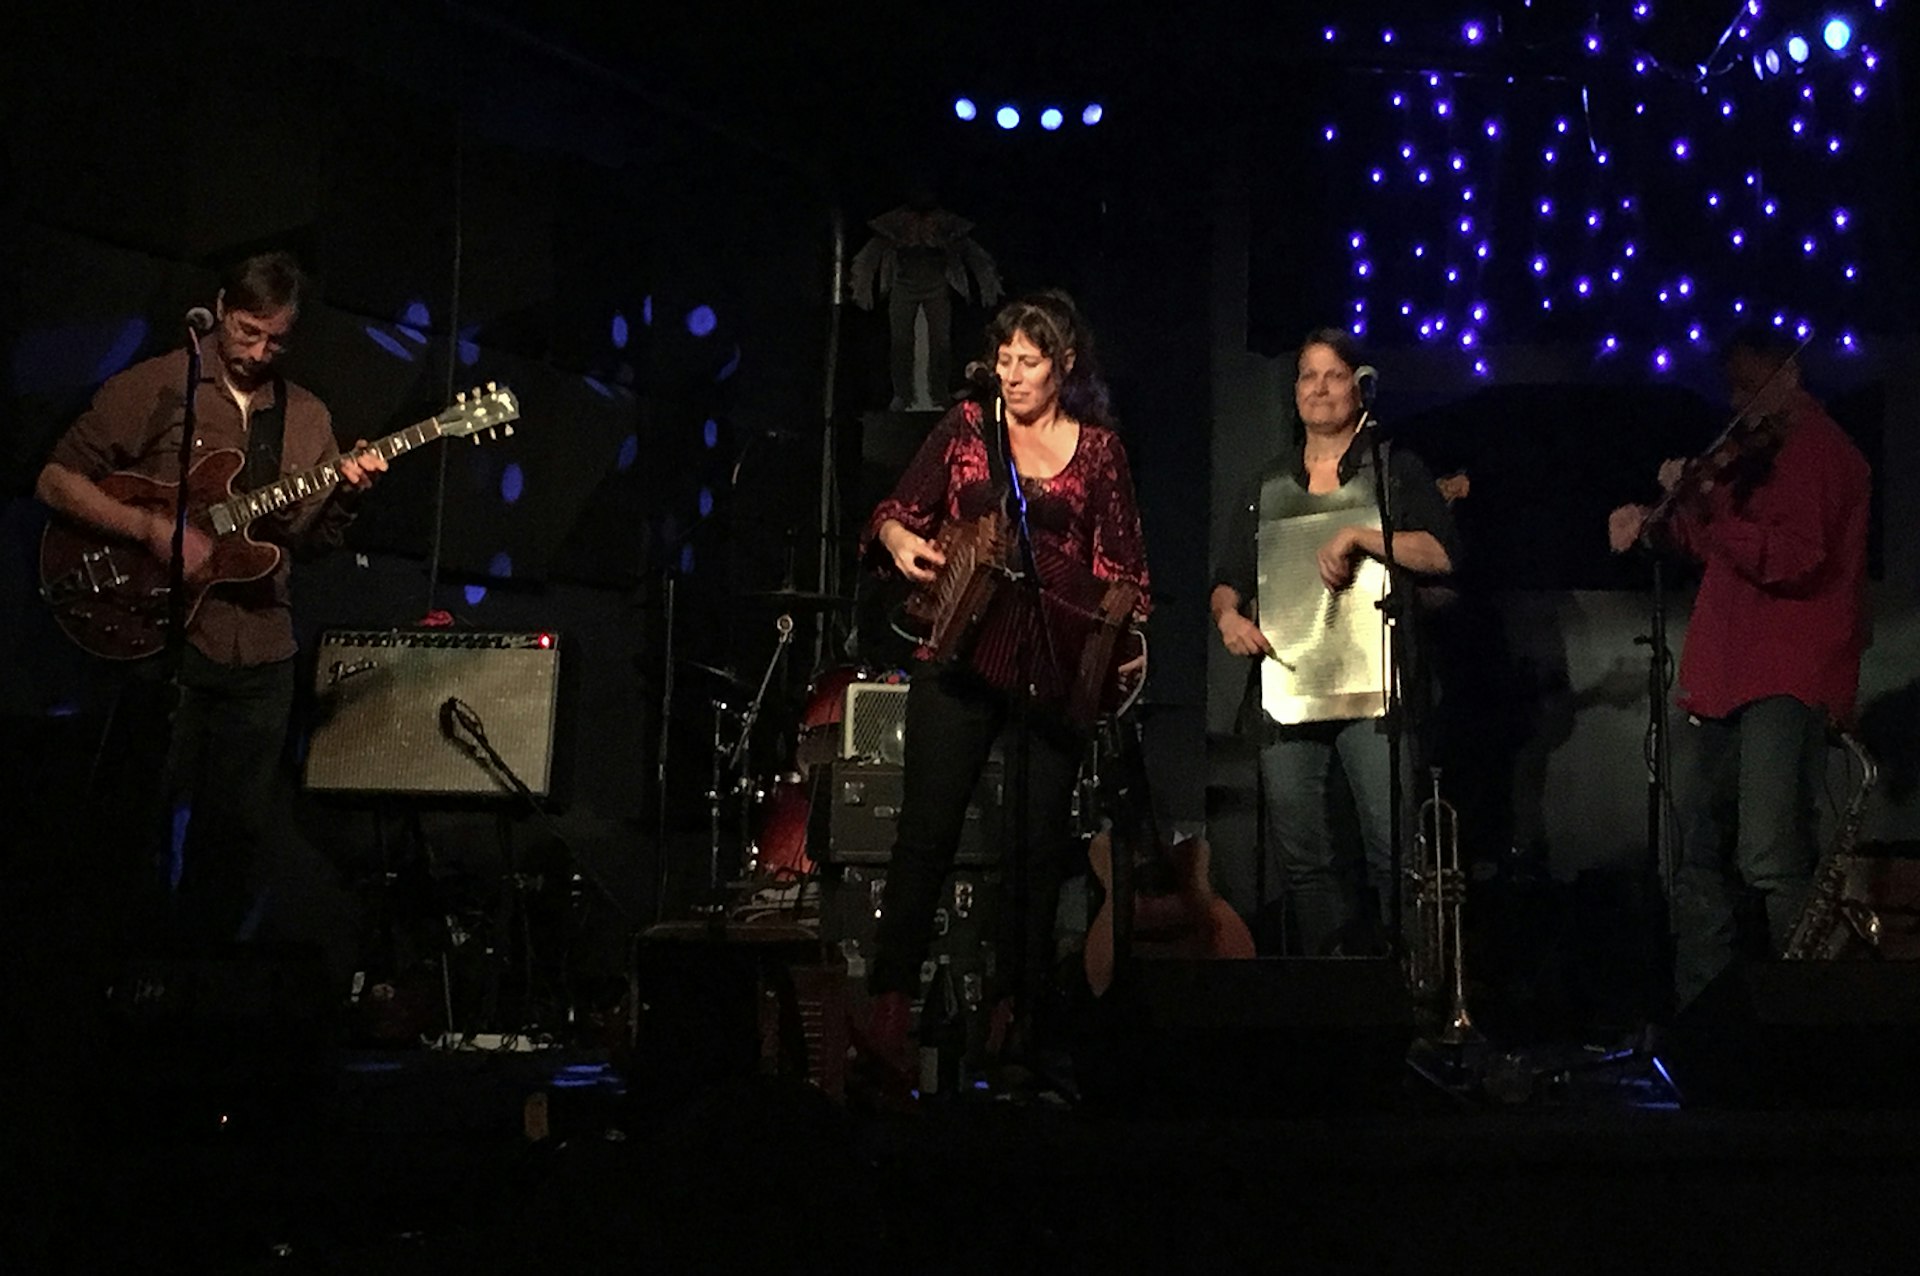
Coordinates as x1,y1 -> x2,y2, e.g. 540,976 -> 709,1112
1608,327 -> 1870,1009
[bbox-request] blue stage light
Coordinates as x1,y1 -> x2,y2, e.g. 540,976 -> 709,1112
1040,108 -> 1064,131
954,98 -> 977,121
1081,104 -> 1103,126
1823,19 -> 1851,52
996,105 -> 1020,129
1787,35 -> 1810,62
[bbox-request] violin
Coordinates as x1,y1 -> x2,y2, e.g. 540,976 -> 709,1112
1639,334 -> 1811,543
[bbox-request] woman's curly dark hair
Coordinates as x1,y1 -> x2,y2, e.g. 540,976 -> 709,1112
983,289 -> 1115,428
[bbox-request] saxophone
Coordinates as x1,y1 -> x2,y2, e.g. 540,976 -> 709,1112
1781,733 -> 1879,960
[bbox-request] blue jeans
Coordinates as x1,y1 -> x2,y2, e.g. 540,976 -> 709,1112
1671,696 -> 1829,1008
1258,717 -> 1406,956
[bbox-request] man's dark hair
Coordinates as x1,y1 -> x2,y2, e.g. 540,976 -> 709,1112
220,251 -> 307,317
1721,323 -> 1800,370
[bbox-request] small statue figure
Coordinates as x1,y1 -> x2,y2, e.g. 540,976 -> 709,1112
850,189 -> 1003,411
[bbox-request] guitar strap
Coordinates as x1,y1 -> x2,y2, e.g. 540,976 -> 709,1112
241,375 -> 289,490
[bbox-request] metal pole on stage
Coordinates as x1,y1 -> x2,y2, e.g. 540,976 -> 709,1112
815,206 -> 847,670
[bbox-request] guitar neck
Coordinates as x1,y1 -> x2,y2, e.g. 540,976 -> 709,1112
207,417 -> 444,536
1103,716 -> 1161,848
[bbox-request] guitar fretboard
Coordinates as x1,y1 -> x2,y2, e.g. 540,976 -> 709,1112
207,419 -> 444,536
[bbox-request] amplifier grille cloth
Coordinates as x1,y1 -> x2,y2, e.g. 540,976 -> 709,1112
843,683 -> 910,764
303,630 -> 561,797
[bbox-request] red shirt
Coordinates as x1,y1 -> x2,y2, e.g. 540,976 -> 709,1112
1667,395 -> 1871,725
865,401 -> 1150,700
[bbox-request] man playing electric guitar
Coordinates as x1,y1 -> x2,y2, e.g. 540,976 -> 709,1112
35,252 -> 387,941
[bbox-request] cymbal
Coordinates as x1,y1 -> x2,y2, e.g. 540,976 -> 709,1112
745,588 -> 854,610
681,659 -> 751,689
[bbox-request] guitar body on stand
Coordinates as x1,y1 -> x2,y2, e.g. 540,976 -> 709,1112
40,385 -> 520,661
1083,714 -> 1254,997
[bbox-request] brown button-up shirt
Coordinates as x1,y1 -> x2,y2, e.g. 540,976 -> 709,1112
48,346 -> 357,666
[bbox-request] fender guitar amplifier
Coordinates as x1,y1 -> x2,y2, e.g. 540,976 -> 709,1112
304,630 -> 562,797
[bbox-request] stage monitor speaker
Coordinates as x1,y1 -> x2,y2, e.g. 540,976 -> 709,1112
304,630 -> 563,798
1075,957 -> 1413,1116
1663,960 -> 1920,1108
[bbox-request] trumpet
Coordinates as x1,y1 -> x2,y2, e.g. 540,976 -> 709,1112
1407,768 -> 1479,1045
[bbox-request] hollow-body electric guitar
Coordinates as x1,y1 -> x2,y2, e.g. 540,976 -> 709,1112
39,384 -> 520,660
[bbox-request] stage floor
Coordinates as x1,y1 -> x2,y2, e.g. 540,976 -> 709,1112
8,1036 -> 1920,1274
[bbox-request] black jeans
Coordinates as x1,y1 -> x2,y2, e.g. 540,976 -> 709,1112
869,663 -> 1086,1003
166,647 -> 296,941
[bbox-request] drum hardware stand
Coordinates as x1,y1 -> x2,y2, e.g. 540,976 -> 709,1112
697,614 -> 796,916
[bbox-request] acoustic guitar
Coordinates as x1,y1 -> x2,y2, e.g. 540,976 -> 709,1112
1083,715 -> 1255,997
39,384 -> 520,660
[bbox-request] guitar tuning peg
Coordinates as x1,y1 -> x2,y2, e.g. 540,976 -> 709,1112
456,390 -> 467,403
486,380 -> 498,393
470,434 -> 481,445
503,424 -> 514,437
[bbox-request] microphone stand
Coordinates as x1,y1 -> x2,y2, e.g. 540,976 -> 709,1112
707,614 -> 794,917
992,386 -> 1066,1032
158,318 -> 205,906
1361,401 -> 1409,950
1635,560 -> 1677,908
166,324 -> 204,680
440,697 -> 636,1037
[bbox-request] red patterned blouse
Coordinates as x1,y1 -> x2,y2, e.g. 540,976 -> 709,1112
864,401 -> 1151,701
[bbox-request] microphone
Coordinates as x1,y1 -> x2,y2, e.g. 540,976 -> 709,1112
1354,365 -> 1380,405
184,307 -> 215,335
953,361 -> 1002,402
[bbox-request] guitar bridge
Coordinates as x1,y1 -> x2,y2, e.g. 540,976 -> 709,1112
41,547 -> 133,605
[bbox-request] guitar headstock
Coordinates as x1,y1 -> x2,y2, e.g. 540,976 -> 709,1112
436,383 -> 521,442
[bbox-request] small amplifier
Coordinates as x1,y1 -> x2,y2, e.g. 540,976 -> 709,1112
807,759 -> 1004,865
304,629 -> 562,797
842,682 -> 910,763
